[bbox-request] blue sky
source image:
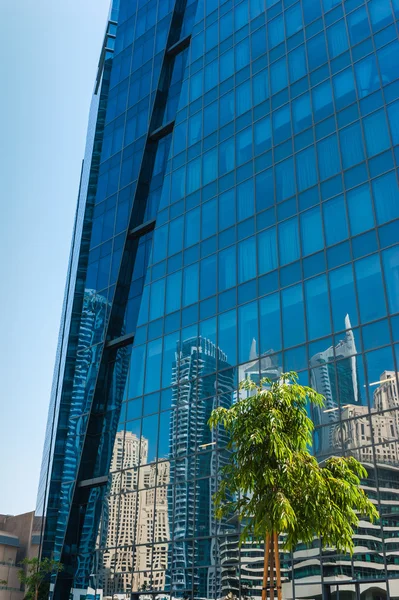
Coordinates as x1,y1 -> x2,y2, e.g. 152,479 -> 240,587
0,0 -> 110,515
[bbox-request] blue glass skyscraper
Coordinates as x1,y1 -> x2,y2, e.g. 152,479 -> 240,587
37,0 -> 399,598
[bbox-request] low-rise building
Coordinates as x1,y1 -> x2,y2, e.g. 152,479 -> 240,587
0,512 -> 41,600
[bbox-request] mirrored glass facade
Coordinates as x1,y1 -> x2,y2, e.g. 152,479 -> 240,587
37,0 -> 399,598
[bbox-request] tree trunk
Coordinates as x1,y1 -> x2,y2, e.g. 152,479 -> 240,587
262,533 -> 282,599
273,532 -> 282,600
269,537 -> 274,600
261,534 -> 270,600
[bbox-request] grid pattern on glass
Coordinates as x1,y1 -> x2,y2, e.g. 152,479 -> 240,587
40,0 -> 399,598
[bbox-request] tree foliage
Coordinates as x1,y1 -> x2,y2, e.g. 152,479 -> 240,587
18,557 -> 63,600
208,372 -> 379,553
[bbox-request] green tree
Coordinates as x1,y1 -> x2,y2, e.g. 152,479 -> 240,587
209,372 -> 379,600
0,579 -> 7,586
18,557 -> 63,600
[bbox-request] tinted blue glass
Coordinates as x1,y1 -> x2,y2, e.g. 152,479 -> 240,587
238,301 -> 258,362
346,184 -> 375,235
218,309 -> 237,365
305,275 -> 331,339
339,122 -> 365,169
363,110 -> 391,157
259,293 -> 281,353
355,254 -> 387,322
238,236 -> 257,283
327,19 -> 348,58
307,32 -> 328,71
312,80 -> 334,121
296,146 -> 318,192
333,67 -> 356,109
387,100 -> 399,144
285,3 -> 303,37
270,57 -> 288,94
183,262 -> 199,306
329,264 -> 358,329
282,284 -> 305,347
258,227 -> 277,274
382,246 -> 399,314
42,0 -> 399,593
317,134 -> 340,180
323,195 -> 349,246
275,158 -> 295,201
372,171 -> 399,224
278,217 -> 300,265
288,46 -> 307,83
300,207 -> 324,256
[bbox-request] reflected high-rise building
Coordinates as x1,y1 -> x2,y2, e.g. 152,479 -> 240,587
310,315 -> 361,457
99,431 -> 170,599
37,0 -> 399,598
167,336 -> 235,600
304,324 -> 399,598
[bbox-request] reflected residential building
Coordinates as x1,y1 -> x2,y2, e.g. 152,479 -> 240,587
307,320 -> 399,597
100,431 -> 170,599
340,371 -> 399,463
167,336 -> 235,600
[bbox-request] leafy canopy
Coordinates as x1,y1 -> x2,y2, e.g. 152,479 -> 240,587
208,372 -> 379,553
18,557 -> 63,600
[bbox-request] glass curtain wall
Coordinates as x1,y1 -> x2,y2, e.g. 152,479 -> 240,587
38,0 -> 399,599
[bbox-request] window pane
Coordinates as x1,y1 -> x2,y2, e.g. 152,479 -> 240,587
363,110 -> 390,157
260,293 -> 281,353
323,196 -> 348,246
329,265 -> 358,330
339,122 -> 365,169
258,227 -> 277,274
300,207 -> 324,256
238,237 -> 257,283
346,184 -> 374,235
238,301 -> 259,363
355,54 -> 380,99
305,275 -> 331,339
327,20 -> 348,58
282,284 -> 305,347
278,218 -> 300,265
382,246 -> 399,314
219,246 -> 236,291
317,134 -> 340,181
387,100 -> 399,145
372,172 -> 399,225
355,254 -> 387,322
296,146 -> 318,192
218,309 -> 237,366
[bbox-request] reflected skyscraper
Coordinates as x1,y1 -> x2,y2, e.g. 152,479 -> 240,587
310,315 -> 361,457
37,0 -> 399,598
167,336 -> 235,600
